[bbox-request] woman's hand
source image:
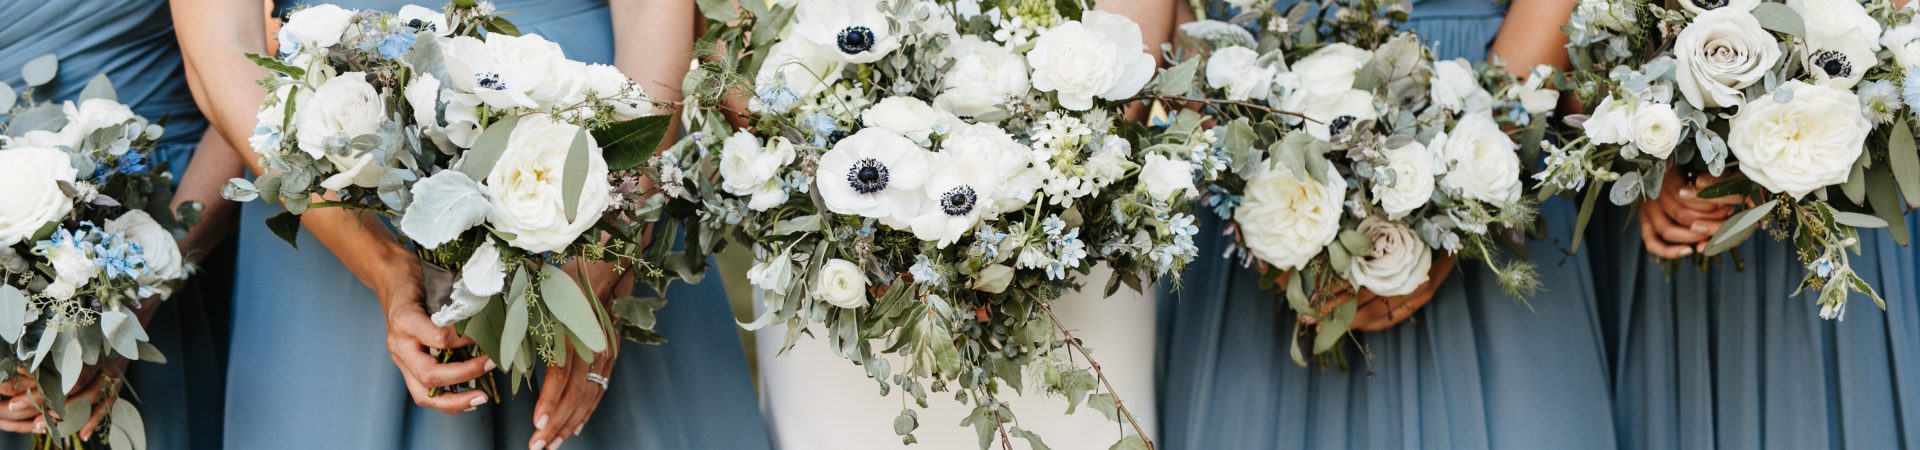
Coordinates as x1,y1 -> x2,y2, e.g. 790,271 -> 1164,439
1638,169 -> 1746,259
1300,255 -> 1457,332
526,341 -> 616,450
378,262 -> 493,415
0,357 -> 130,438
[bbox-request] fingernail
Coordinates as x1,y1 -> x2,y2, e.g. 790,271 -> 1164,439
470,395 -> 489,407
1692,223 -> 1709,233
531,440 -> 546,450
552,438 -> 565,449
575,424 -> 585,436
485,360 -> 498,372
537,414 -> 549,430
1681,248 -> 1694,256
8,402 -> 17,411
464,406 -> 477,413
1679,188 -> 1695,197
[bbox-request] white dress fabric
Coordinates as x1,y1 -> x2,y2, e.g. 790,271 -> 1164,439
756,265 -> 1159,450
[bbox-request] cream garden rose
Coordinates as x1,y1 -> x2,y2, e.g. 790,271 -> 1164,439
1026,10 -> 1156,111
1348,217 -> 1433,297
1674,8 -> 1780,109
484,115 -> 610,253
1238,162 -> 1346,271
813,258 -> 869,308
0,147 -> 78,247
1435,114 -> 1523,205
295,73 -> 390,191
1727,81 -> 1869,198
105,210 -> 186,297
1372,142 -> 1436,219
1279,43 -> 1372,112
1205,46 -> 1277,102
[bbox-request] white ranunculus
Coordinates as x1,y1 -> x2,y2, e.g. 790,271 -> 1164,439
754,40 -> 845,109
1279,43 -> 1373,108
1583,95 -> 1636,144
105,210 -> 185,295
792,0 -> 900,64
1631,102 -> 1684,159
1026,10 -> 1157,111
55,99 -> 139,151
443,34 -> 573,109
1140,153 -> 1197,200
1435,114 -> 1524,205
718,131 -> 797,211
1677,0 -> 1760,14
934,36 -> 1029,117
1237,161 -> 1345,271
1372,142 -> 1436,219
863,97 -> 945,143
485,115 -> 610,253
813,259 -> 869,308
583,64 -> 651,120
817,128 -> 930,226
1791,0 -> 1882,53
1805,36 -> 1877,89
396,4 -> 452,37
0,147 -> 78,247
1673,8 -> 1780,109
1728,81 -> 1869,198
1206,46 -> 1277,102
39,239 -> 94,301
1301,89 -> 1377,140
278,4 -> 354,53
1429,59 -> 1490,113
1347,217 -> 1433,296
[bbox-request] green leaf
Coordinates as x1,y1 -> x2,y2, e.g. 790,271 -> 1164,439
1088,393 -> 1120,422
1285,273 -> 1311,314
1177,20 -> 1259,49
0,81 -> 15,109
1055,0 -> 1085,18
1833,211 -> 1889,228
266,211 -> 302,249
892,409 -> 918,436
696,0 -> 738,22
1867,164 -> 1911,245
244,53 -> 306,80
1694,174 -> 1753,199
1338,229 -> 1372,257
1704,199 -> 1777,256
539,266 -> 608,353
108,400 -> 146,450
1312,300 -> 1357,353
21,54 -> 56,87
1891,119 -> 1920,208
1570,180 -> 1604,253
78,74 -> 116,102
1843,154 -> 1868,205
485,17 -> 521,36
458,115 -> 521,180
1751,3 -> 1805,37
464,294 -> 505,362
595,115 -> 673,171
1153,57 -> 1200,97
1108,435 -> 1150,450
500,268 -> 531,370
562,130 -> 591,223
770,214 -> 822,235
0,287 -> 24,342
1012,427 -> 1054,450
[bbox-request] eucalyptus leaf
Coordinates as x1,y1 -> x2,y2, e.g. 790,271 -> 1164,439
1178,20 -> 1259,49
697,0 -> 738,22
1704,200 -> 1777,256
0,287 -> 25,342
1750,3 -> 1806,37
108,400 -> 146,450
771,214 -> 822,235
500,269 -> 530,370
539,266 -> 608,353
1109,435 -> 1150,450
21,54 -> 56,87
562,131 -> 591,222
1154,57 -> 1200,97
1867,164 -> 1910,245
458,115 -> 521,180
1833,212 -> 1889,228
1312,300 -> 1357,353
1609,171 -> 1643,206
57,334 -> 81,393
892,409 -> 918,436
0,82 -> 14,108
100,310 -> 146,359
222,179 -> 261,202
1891,119 -> 1920,208
78,74 -> 116,102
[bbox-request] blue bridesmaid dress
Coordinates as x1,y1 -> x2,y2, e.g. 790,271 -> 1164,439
224,1 -> 771,448
1592,203 -> 1920,448
1160,2 -> 1619,449
0,1 -> 230,449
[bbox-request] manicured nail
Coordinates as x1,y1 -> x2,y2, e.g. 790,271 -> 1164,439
574,424 -> 584,436
485,360 -> 498,371
537,414 -> 549,430
8,402 -> 17,411
551,438 -> 564,449
1679,188 -> 1695,198
33,421 -> 44,433
530,440 -> 545,450
1680,247 -> 1694,256
470,395 -> 489,407
1691,223 -> 1709,233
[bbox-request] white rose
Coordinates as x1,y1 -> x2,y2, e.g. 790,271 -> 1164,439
1206,46 -> 1277,102
278,4 -> 355,53
1673,8 -> 1780,109
1140,153 -> 1197,200
1372,142 -> 1436,219
718,131 -> 797,211
1435,114 -> 1524,205
1301,89 -> 1377,140
1347,217 -> 1433,297
863,97 -> 945,143
1429,59 -> 1490,113
294,73 -> 391,190
443,34 -> 572,109
1727,81 -> 1868,198
753,40 -> 845,108
55,99 -> 139,151
0,147 -> 78,247
105,210 -> 186,296
396,4 -> 452,37
1582,95 -> 1636,145
1791,0 -> 1882,53
1027,10 -> 1157,111
1631,102 -> 1684,159
1677,0 -> 1760,14
817,129 -> 931,226
1237,161 -> 1346,271
792,0 -> 901,64
484,115 -> 610,253
813,259 -> 869,308
1279,43 -> 1373,109
38,239 -> 94,301
934,36 -> 1029,117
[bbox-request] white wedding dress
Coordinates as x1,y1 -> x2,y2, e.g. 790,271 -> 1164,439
756,265 -> 1159,450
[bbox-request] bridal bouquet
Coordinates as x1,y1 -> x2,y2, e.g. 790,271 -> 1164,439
1173,0 -> 1551,361
0,56 -> 201,449
225,1 -> 673,396
1547,0 -> 1918,318
673,0 -> 1196,446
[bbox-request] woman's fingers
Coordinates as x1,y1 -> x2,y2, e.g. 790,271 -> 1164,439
1640,208 -> 1697,259
398,366 -> 487,415
1644,201 -> 1710,244
0,418 -> 43,434
529,360 -> 574,449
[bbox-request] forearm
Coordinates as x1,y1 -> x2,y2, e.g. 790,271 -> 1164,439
174,130 -> 246,259
1098,0 -> 1177,65
611,0 -> 695,118
1490,0 -> 1575,75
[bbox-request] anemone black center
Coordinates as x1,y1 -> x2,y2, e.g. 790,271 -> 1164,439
838,26 -> 876,54
848,158 -> 890,194
827,130 -> 853,145
407,19 -> 437,32
1813,51 -> 1852,78
940,186 -> 978,216
1691,0 -> 1728,9
1329,115 -> 1357,136
476,72 -> 507,91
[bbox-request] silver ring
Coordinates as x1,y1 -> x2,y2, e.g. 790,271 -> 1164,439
585,373 -> 609,391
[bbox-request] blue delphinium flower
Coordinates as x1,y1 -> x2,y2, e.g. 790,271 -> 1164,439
970,226 -> 1009,260
1045,228 -> 1087,280
909,254 -> 942,285
803,112 -> 838,146
94,233 -> 146,281
755,83 -> 801,114
377,31 -> 418,60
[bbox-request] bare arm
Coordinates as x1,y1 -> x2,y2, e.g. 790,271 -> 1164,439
1099,0 -> 1178,66
1489,0 -> 1575,74
174,130 -> 246,259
